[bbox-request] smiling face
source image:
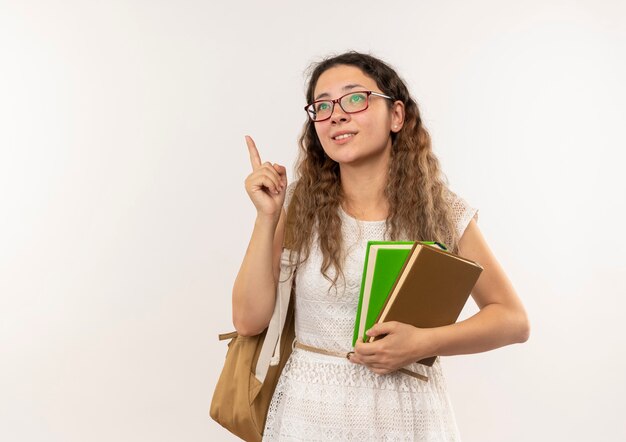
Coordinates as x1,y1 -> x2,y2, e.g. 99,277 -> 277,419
312,64 -> 404,167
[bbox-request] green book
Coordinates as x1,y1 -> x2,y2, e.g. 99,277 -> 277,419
352,241 -> 447,346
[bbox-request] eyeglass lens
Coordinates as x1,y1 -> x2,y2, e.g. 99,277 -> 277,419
308,92 -> 369,121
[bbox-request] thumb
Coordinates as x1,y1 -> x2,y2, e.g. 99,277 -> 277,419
366,321 -> 395,337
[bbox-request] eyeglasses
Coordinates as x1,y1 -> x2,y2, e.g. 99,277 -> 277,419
304,90 -> 394,122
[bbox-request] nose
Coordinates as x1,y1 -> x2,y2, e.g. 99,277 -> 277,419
330,101 -> 350,124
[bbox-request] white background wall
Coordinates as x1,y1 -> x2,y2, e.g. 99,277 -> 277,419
1,0 -> 625,441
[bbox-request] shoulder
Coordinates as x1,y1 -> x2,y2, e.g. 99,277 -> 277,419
444,188 -> 479,238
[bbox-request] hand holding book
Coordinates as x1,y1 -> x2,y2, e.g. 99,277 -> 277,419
352,240 -> 483,369
349,320 -> 439,377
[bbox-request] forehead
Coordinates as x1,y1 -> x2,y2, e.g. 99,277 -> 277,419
313,65 -> 378,98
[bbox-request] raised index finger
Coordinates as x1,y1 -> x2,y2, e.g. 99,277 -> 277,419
245,135 -> 262,170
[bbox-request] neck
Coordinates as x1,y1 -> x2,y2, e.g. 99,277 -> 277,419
339,157 -> 389,221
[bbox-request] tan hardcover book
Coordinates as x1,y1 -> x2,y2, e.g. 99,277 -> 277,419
368,242 -> 484,366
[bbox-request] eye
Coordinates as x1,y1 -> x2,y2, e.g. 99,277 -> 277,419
315,101 -> 331,112
349,93 -> 366,103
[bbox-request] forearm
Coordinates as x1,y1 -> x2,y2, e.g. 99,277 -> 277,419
232,214 -> 279,336
429,303 -> 530,357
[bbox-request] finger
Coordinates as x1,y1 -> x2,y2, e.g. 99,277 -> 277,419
253,169 -> 282,194
250,163 -> 284,193
272,163 -> 286,175
346,352 -> 359,364
357,348 -> 391,365
261,162 -> 282,180
245,135 -> 262,171
358,355 -> 376,366
354,342 -> 378,357
259,163 -> 284,190
272,163 -> 287,185
348,354 -> 369,366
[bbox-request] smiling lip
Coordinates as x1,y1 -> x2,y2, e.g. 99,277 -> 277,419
331,131 -> 357,144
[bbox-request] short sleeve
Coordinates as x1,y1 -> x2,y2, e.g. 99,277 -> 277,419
447,190 -> 479,239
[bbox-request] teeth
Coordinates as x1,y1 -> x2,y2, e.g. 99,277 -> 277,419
334,133 -> 355,140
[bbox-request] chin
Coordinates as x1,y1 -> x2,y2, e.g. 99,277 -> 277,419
331,154 -> 369,166
329,148 -> 388,167
322,148 -> 356,163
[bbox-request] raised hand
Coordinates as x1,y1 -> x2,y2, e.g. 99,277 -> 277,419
244,135 -> 288,219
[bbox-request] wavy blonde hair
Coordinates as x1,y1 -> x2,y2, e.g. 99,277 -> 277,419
285,52 -> 459,287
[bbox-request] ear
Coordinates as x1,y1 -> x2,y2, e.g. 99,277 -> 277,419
390,100 -> 405,133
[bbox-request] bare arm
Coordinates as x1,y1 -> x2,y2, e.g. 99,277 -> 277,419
232,208 -> 286,336
231,136 -> 288,337
429,218 -> 530,355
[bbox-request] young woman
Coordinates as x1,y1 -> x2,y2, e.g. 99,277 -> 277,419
232,51 -> 530,441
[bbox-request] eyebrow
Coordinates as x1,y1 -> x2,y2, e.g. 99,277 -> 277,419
314,84 -> 366,101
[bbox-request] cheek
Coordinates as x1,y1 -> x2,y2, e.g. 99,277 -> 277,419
313,123 -> 333,151
312,125 -> 332,155
314,122 -> 330,139
363,120 -> 392,145
356,111 -> 391,135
